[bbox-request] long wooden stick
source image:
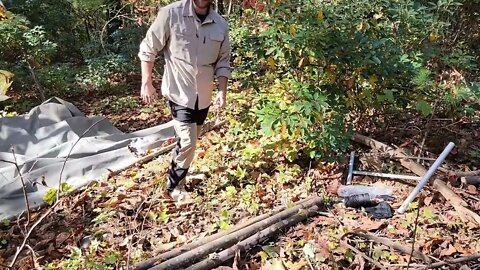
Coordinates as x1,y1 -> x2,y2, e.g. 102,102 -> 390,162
134,196 -> 315,270
147,197 -> 324,270
110,120 -> 225,177
352,133 -> 480,226
424,253 -> 480,269
186,205 -> 325,270
351,232 -> 430,263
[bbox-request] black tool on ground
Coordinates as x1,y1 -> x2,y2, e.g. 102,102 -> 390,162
343,193 -> 393,208
465,176 -> 480,186
343,193 -> 394,219
365,202 -> 393,219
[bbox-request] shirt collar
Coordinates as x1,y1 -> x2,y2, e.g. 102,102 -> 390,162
182,0 -> 215,24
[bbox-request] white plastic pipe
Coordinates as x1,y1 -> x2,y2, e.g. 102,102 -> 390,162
397,142 -> 455,214
353,170 -> 421,181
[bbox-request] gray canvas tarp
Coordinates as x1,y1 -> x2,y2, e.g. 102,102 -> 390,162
0,97 -> 175,220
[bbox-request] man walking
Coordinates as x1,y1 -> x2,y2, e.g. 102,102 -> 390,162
138,0 -> 231,202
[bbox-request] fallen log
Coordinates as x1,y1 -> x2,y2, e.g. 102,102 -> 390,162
352,133 -> 480,226
147,196 -> 324,270
134,196 -> 315,270
185,204 -> 325,270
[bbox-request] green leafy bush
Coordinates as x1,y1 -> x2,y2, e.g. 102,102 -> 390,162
228,0 -> 478,161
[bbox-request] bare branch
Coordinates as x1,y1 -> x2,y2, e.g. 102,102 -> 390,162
56,117 -> 106,202
10,148 -> 31,231
9,117 -> 106,267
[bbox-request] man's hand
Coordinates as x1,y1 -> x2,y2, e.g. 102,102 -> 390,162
214,90 -> 226,108
141,81 -> 157,105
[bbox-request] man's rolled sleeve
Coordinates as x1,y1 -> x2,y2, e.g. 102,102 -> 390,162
214,29 -> 232,79
138,7 -> 170,62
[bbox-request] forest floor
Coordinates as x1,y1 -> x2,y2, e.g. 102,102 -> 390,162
1,87 -> 480,270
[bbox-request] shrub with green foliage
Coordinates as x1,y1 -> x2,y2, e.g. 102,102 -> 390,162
228,0 -> 479,161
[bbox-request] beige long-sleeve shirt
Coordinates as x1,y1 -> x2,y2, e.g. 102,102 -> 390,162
138,0 -> 231,110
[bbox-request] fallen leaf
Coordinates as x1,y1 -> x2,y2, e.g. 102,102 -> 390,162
424,196 -> 434,206
357,217 -> 385,231
283,259 -> 307,270
440,244 -> 457,257
350,253 -> 365,270
55,232 -> 71,247
467,185 -> 477,194
99,193 -> 127,207
153,241 -> 177,253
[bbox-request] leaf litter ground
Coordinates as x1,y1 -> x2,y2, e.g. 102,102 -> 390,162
1,93 -> 480,269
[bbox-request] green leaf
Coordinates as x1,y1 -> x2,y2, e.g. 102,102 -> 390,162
226,186 -> 237,196
219,220 -> 230,230
422,208 -> 437,220
104,254 -> 117,265
43,188 -> 58,205
159,209 -> 169,222
262,245 -> 279,258
415,100 -> 432,116
408,201 -> 419,210
2,219 -> 11,226
303,242 -> 315,259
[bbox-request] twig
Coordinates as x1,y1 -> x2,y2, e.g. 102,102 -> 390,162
57,117 -> 106,202
9,203 -> 57,267
422,253 -> 480,269
407,196 -> 423,269
306,257 -> 315,270
10,148 -> 31,232
340,240 -> 384,269
100,4 -> 130,53
9,118 -> 106,267
444,169 -> 480,177
417,99 -> 438,163
348,232 -> 431,264
0,263 -> 14,269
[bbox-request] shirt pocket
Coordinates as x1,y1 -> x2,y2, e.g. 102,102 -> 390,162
201,32 -> 224,65
171,24 -> 195,62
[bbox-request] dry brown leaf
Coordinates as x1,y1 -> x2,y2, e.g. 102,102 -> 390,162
440,244 -> 457,257
467,185 -> 477,194
283,259 -> 307,270
357,216 -> 385,231
99,193 -> 127,207
262,258 -> 286,270
33,239 -> 52,250
424,196 -> 434,206
55,232 -> 71,247
349,253 -> 365,270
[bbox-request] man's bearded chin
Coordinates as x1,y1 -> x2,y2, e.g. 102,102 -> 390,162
194,0 -> 212,9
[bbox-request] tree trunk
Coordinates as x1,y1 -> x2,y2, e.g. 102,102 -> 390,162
147,197 -> 324,270
27,60 -> 45,101
186,204 -> 324,270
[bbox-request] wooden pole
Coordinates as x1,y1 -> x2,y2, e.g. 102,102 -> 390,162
148,197 -> 324,270
134,196 -> 316,270
186,204 -> 324,270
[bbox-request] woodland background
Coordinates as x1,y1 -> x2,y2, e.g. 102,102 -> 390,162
1,0 -> 480,269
